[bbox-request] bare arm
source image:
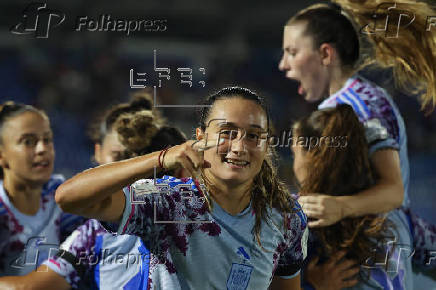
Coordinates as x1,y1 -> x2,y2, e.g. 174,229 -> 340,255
269,274 -> 301,290
300,149 -> 403,227
55,141 -> 208,223
338,149 -> 403,218
55,151 -> 161,222
0,268 -> 70,290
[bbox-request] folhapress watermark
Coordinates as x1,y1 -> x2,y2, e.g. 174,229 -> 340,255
75,15 -> 167,35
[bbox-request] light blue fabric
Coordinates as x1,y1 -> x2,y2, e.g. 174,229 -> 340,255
318,75 -> 410,208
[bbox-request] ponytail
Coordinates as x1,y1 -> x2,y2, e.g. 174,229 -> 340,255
288,0 -> 436,112
333,0 -> 436,112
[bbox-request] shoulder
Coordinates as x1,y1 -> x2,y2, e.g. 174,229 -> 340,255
42,174 -> 65,196
129,175 -> 201,198
347,76 -> 399,122
60,219 -> 108,253
288,198 -> 307,232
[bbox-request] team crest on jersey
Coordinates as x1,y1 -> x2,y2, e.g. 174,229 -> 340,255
226,263 -> 253,290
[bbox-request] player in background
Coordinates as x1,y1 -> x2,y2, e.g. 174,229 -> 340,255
279,0 -> 436,278
0,92 -> 186,289
292,104 -> 418,289
0,102 -> 84,277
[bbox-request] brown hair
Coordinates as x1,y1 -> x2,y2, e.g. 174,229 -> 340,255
198,86 -> 298,249
114,110 -> 187,159
88,89 -> 165,144
0,101 -> 48,179
293,104 -> 392,266
287,0 -> 436,112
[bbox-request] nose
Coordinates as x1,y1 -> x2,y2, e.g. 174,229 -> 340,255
279,53 -> 289,71
229,130 -> 247,155
35,140 -> 48,155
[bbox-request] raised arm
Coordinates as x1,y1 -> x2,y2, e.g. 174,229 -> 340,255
55,151 -> 160,222
55,140 -> 208,223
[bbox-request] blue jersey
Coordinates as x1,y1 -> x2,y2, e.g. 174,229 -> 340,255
100,175 -> 309,290
0,175 -> 85,276
318,74 -> 410,208
45,219 -> 149,289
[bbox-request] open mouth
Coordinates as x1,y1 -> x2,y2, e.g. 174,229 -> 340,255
223,157 -> 250,168
286,75 -> 306,96
298,82 -> 306,96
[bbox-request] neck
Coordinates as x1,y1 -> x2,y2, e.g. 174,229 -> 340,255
3,174 -> 43,215
329,66 -> 355,96
203,172 -> 252,215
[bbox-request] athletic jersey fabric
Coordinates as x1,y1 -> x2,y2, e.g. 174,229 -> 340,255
44,219 -> 149,289
0,174 -> 84,276
99,175 -> 308,290
318,75 -> 410,208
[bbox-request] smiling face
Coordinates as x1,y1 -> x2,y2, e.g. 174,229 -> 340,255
0,111 -> 54,185
279,22 -> 330,102
198,97 -> 268,188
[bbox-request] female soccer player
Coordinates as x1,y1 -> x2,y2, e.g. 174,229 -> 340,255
278,0 -> 435,268
55,86 -> 308,290
0,102 -> 83,276
0,92 -> 186,289
292,104 -> 415,289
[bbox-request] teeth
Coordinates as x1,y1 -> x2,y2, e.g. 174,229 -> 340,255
225,159 -> 248,166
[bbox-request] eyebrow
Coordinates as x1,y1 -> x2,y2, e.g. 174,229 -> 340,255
18,132 -> 52,139
216,121 -> 265,130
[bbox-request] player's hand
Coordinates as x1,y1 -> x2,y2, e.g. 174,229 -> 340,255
306,251 -> 359,290
299,194 -> 347,227
163,139 -> 221,177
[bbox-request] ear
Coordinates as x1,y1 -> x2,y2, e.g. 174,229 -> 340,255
195,128 -> 204,141
0,146 -> 8,170
94,143 -> 102,164
319,43 -> 336,66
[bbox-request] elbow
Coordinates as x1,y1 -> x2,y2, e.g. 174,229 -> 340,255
393,183 -> 404,208
55,183 -> 78,214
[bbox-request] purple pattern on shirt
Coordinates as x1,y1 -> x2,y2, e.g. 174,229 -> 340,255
125,179 -> 221,274
319,76 -> 400,147
118,176 -> 307,289
45,219 -> 107,288
403,209 -> 436,268
0,175 -> 63,273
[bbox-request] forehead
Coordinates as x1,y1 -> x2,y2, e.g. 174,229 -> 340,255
3,111 -> 51,135
283,22 -> 313,48
102,131 -> 125,150
206,98 -> 267,129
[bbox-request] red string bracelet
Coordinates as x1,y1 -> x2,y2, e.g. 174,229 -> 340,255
158,146 -> 171,169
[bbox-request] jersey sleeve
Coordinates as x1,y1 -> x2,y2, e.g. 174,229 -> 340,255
275,201 -> 309,279
362,88 -> 401,155
59,213 -> 87,242
364,117 -> 400,154
43,219 -> 106,289
104,176 -> 207,252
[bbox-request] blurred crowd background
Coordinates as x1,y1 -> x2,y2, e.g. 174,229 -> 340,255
0,0 -> 435,253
